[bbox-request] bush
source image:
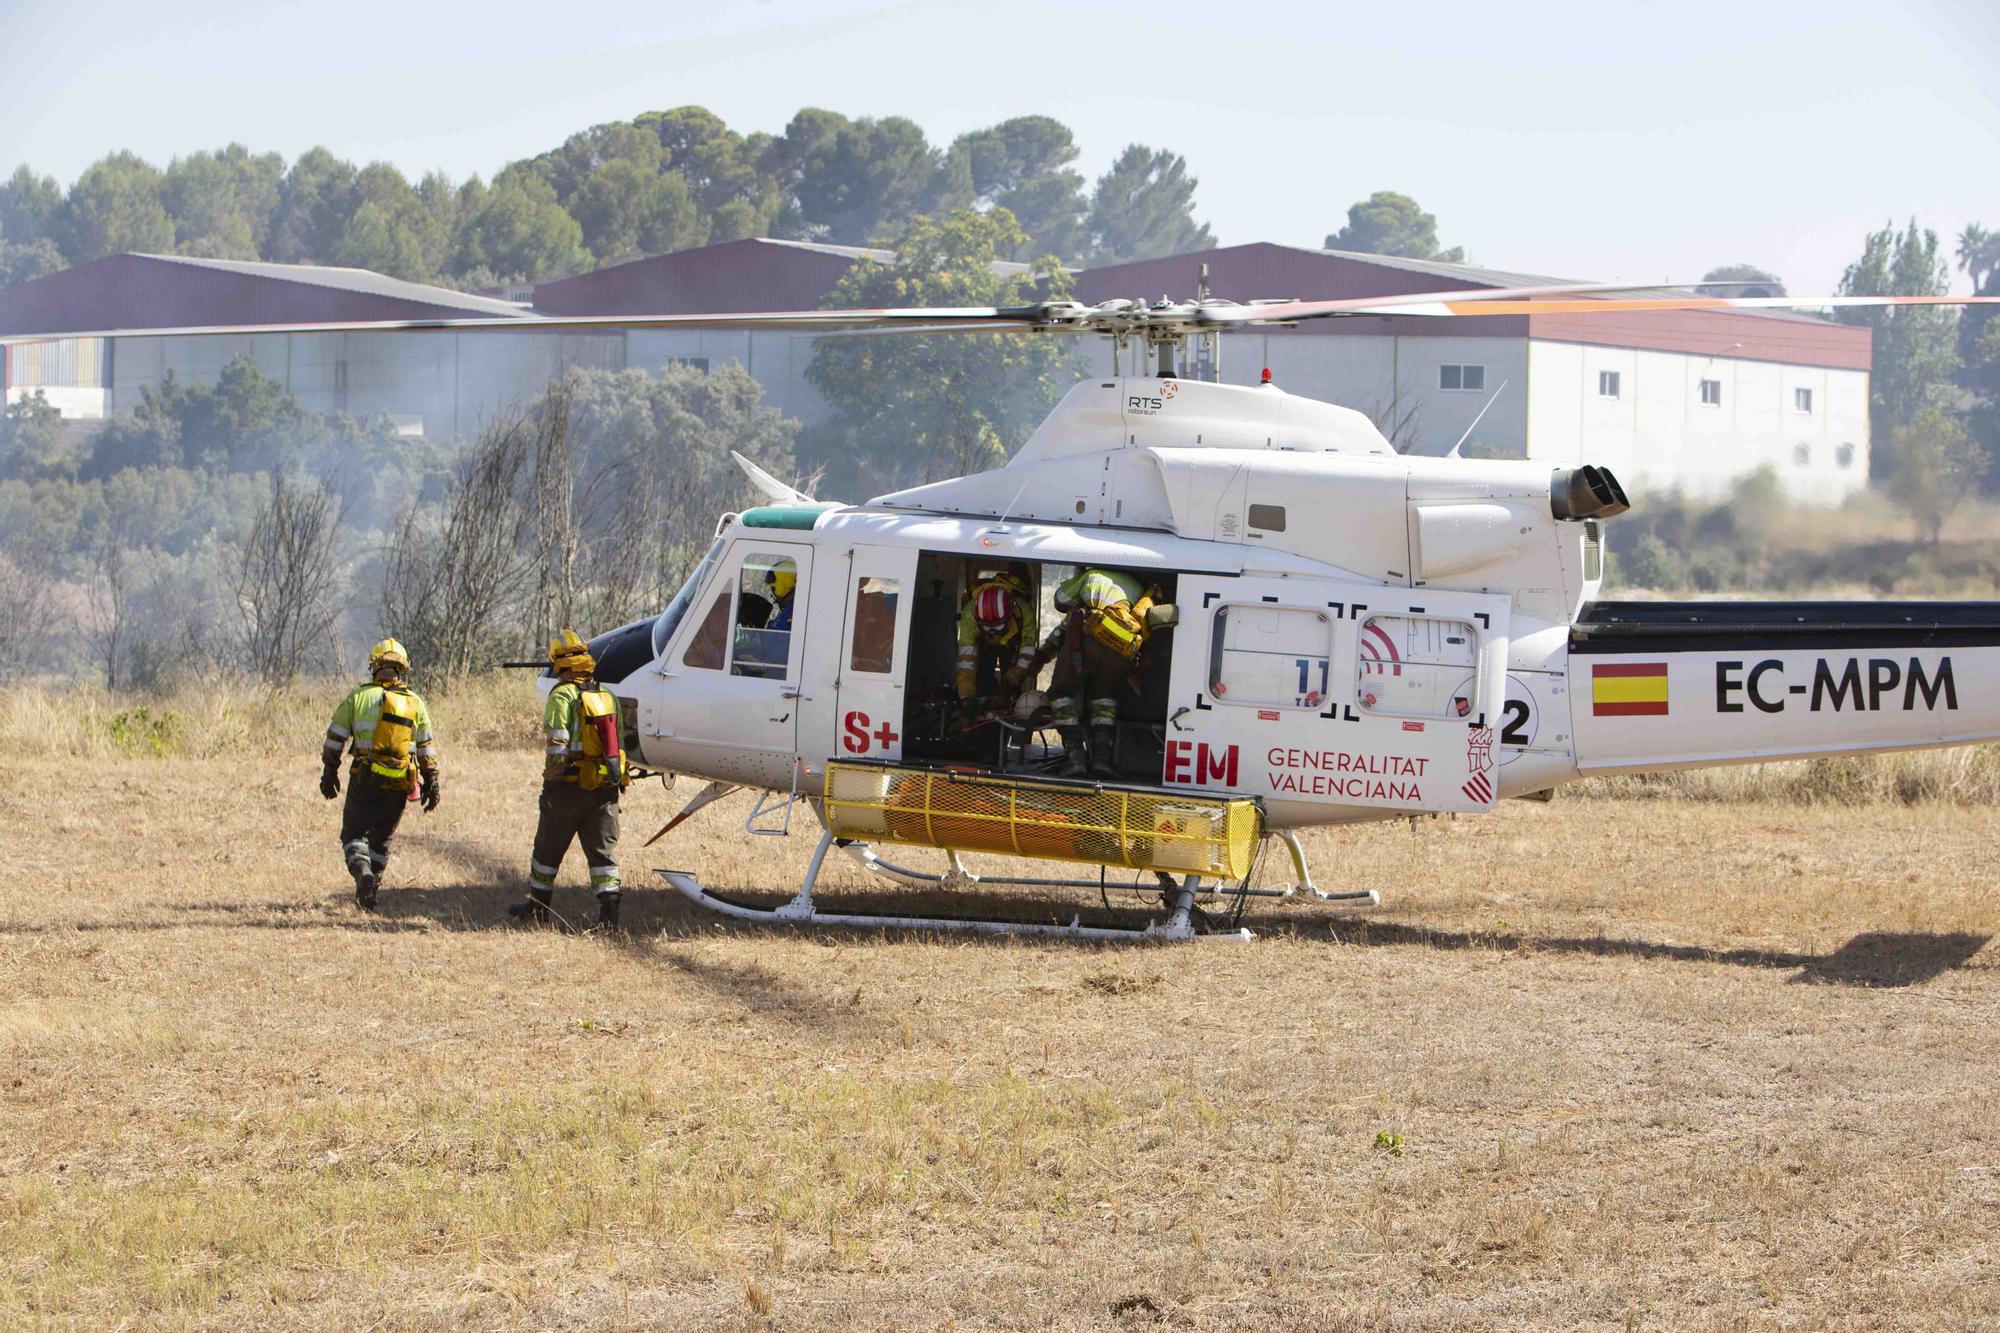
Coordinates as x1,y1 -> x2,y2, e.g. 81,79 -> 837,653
1619,533 -> 1688,590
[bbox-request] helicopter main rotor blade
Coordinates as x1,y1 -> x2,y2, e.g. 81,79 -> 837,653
0,305 -> 1052,345
1213,291 -> 2000,322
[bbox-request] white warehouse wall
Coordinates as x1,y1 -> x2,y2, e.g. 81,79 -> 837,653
1526,341 -> 1868,505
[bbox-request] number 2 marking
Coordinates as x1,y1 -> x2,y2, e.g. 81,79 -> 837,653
1500,699 -> 1531,747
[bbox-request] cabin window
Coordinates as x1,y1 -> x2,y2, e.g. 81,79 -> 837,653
1247,503 -> 1287,533
850,576 -> 900,673
1207,605 -> 1333,709
1598,370 -> 1621,399
731,553 -> 797,679
1356,615 -> 1481,720
1439,364 -> 1485,392
1699,378 -> 1723,407
682,593 -> 731,671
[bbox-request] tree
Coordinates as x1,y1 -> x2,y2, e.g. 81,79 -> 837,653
1085,145 -> 1214,266
0,390 -> 71,480
1888,405 -> 1987,544
1837,219 -> 1958,479
236,472 -> 344,682
267,147 -> 358,264
1698,264 -> 1786,297
1954,223 -> 2000,472
58,152 -> 175,261
807,209 -> 1078,496
1324,191 -> 1463,263
0,238 -> 63,285
381,413 -> 533,676
162,144 -> 283,259
944,116 -> 1088,261
449,171 -> 590,284
562,360 -> 799,625
0,166 -> 63,247
779,110 -> 948,244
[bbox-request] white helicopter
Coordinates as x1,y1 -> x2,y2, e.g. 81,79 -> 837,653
14,282 -> 2000,939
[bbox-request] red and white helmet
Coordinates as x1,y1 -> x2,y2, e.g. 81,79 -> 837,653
972,583 -> 1015,635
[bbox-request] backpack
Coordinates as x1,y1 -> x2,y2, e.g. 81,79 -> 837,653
368,685 -> 420,791
574,685 -> 627,792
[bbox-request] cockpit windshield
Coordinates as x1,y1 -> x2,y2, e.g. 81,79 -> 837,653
651,536 -> 727,658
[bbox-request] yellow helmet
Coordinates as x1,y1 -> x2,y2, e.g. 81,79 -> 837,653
549,628 -> 595,677
368,638 -> 410,676
768,566 -> 797,600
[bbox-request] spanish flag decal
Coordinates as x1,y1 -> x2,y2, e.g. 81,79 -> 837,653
1592,661 -> 1669,716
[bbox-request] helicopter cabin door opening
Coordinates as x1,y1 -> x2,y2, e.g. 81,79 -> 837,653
832,546 -> 918,766
898,552 -> 1181,783
651,539 -> 815,788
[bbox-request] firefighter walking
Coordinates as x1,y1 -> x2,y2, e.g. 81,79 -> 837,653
320,638 -> 440,911
512,630 -> 628,930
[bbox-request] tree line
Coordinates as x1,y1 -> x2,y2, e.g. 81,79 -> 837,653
0,353 -> 798,687
0,108 -> 1223,290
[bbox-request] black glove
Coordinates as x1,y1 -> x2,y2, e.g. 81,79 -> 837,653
420,772 -> 441,813
319,762 -> 340,800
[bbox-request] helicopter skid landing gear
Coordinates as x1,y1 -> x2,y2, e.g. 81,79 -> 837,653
1273,829 -> 1380,907
660,830 -> 1254,942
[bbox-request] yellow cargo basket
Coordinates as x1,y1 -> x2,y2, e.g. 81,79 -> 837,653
823,762 -> 1261,880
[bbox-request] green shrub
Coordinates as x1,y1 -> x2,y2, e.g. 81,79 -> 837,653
107,706 -> 185,757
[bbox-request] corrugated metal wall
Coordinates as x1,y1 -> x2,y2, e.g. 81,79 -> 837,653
10,337 -> 109,387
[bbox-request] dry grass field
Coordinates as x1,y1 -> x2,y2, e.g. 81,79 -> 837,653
3,682 -> 1999,1329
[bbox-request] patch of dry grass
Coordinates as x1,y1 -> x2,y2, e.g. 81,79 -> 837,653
1,738 -> 1998,1328
0,671 -> 538,760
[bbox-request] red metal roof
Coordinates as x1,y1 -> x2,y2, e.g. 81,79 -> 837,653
0,253 -> 530,336
532,237 -> 873,316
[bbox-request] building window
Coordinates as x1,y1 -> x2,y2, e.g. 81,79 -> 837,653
1597,370 -> 1621,399
1439,364 -> 1485,392
1792,443 -> 1811,467
1836,442 -> 1856,468
1699,378 -> 1723,407
667,356 -> 710,373
1795,387 -> 1813,414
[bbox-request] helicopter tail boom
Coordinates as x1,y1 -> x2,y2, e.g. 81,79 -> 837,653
1571,600 -> 2000,773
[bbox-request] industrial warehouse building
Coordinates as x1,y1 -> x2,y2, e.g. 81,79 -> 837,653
1,240 -> 1871,503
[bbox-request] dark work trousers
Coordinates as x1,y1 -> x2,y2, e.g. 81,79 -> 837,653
530,782 -> 622,891
1048,614 -> 1128,730
339,778 -> 410,880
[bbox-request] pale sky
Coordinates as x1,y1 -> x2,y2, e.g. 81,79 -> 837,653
1,0 -> 1995,295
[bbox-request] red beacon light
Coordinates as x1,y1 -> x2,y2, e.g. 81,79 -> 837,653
1260,367 -> 1274,385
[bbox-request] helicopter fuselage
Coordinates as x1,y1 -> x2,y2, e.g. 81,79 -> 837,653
588,377 -> 2000,830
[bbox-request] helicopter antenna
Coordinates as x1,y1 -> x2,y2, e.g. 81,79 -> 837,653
1446,380 -> 1509,458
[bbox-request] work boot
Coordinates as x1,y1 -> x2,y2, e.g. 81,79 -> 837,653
595,890 -> 622,932
509,886 -> 554,926
1059,728 -> 1088,777
1089,725 -> 1118,778
353,869 -> 378,912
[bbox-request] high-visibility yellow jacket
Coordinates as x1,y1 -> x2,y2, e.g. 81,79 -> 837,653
1056,568 -> 1145,611
324,681 -> 437,788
